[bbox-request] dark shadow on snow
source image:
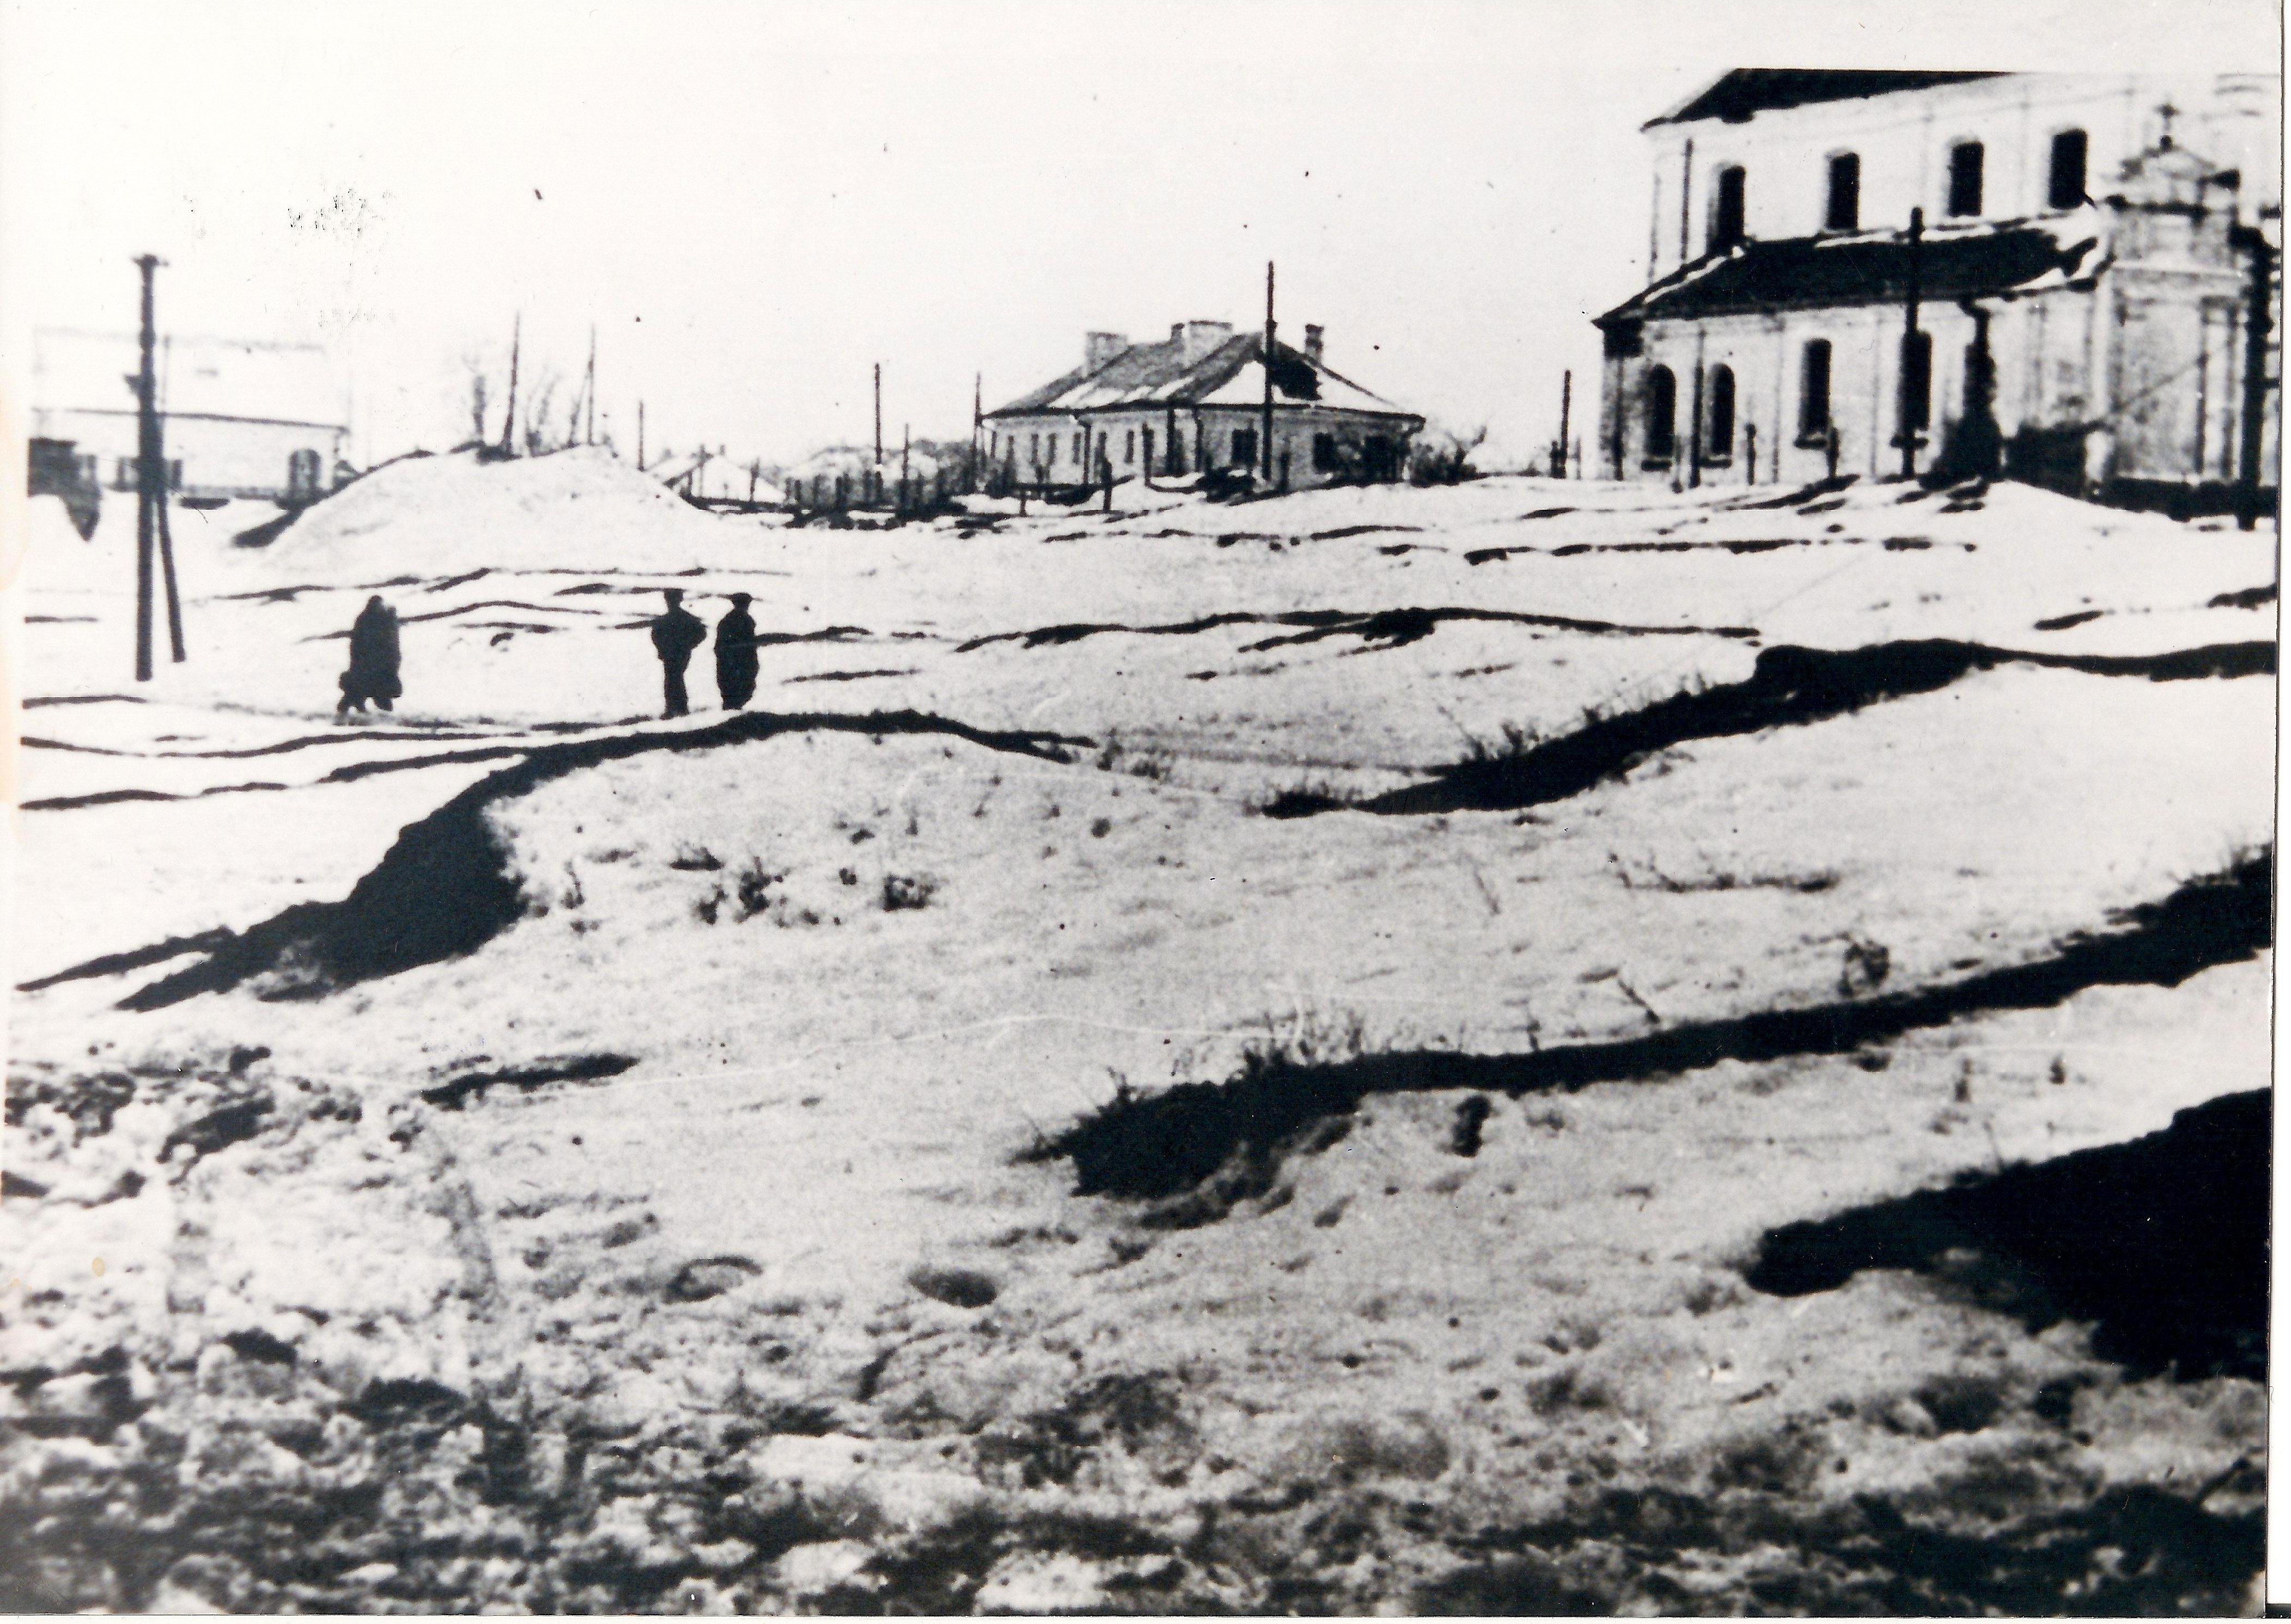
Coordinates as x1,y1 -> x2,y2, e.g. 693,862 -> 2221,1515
419,1053 -> 638,1111
1746,1089 -> 2267,1380
1266,639 -> 2275,819
958,606 -> 1756,655
1029,851 -> 2269,1225
114,710 -> 1083,1011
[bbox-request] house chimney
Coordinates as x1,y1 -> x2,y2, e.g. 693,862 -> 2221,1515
1085,332 -> 1128,371
1174,320 -> 1234,363
1303,324 -> 1325,363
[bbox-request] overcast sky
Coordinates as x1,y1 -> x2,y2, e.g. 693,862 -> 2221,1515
2,0 -> 2276,469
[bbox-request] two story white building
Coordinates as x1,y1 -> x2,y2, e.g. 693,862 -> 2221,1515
1595,70 -> 2280,508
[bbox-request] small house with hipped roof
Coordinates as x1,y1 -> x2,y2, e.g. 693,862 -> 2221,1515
983,320 -> 1424,492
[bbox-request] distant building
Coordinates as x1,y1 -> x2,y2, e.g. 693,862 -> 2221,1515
984,321 -> 1424,491
30,328 -> 352,505
1594,71 -> 2281,506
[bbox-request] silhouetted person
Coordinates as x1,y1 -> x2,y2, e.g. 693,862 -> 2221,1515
649,587 -> 706,717
337,595 -> 401,716
715,591 -> 760,710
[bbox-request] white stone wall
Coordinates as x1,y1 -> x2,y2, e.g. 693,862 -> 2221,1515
1642,74 -> 2282,284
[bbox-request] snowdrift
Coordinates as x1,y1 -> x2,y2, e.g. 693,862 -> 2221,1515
250,447 -> 758,580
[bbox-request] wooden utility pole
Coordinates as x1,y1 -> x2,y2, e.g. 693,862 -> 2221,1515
2234,223 -> 2275,530
1557,369 -> 1572,478
584,325 -> 598,445
900,422 -> 911,514
1262,260 -> 1277,482
637,399 -> 645,468
873,363 -> 884,473
1899,207 -> 1924,480
126,255 -> 187,681
131,255 -> 160,679
500,314 -> 521,457
972,372 -> 983,493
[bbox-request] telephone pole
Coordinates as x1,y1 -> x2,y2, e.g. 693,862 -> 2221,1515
2233,223 -> 2276,531
873,362 -> 884,472
129,254 -> 185,680
584,324 -> 598,445
1899,207 -> 1924,481
1261,261 -> 1277,483
1556,369 -> 1572,478
499,313 -> 521,457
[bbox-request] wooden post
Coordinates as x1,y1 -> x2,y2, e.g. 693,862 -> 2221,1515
584,325 -> 597,445
131,254 -> 160,681
1557,369 -> 1571,479
1899,207 -> 1924,481
900,423 -> 910,515
1262,260 -> 1276,482
873,363 -> 883,472
2235,224 -> 2275,530
500,313 -> 521,457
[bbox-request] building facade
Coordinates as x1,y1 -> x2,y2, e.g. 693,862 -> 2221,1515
30,328 -> 352,505
1595,71 -> 2281,504
984,320 -> 1423,493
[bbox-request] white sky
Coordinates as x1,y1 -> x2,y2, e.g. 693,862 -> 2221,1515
1,0 -> 2277,469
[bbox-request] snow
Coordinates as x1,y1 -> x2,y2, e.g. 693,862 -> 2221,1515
3,447 -> 2275,1610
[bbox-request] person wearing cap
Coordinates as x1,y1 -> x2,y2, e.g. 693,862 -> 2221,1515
648,588 -> 706,717
715,592 -> 760,710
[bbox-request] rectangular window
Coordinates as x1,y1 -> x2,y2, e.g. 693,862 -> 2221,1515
2048,129 -> 2087,209
1313,432 -> 1337,472
1124,429 -> 1135,465
1710,165 -> 1746,249
1798,340 -> 1832,436
1072,431 -> 1083,463
1825,152 -> 1860,230
1232,428 -> 1258,468
1029,433 -> 1040,464
1947,142 -> 1984,217
1900,329 -> 1933,432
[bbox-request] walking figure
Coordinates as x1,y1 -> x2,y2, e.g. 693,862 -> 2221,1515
336,596 -> 401,716
715,592 -> 760,710
649,588 -> 706,717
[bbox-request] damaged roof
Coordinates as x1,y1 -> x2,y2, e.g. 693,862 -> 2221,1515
1646,69 -> 2006,129
988,331 -> 1419,421
1597,218 -> 2104,326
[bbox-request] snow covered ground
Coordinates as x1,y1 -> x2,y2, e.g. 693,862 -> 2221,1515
2,448 -> 2276,1610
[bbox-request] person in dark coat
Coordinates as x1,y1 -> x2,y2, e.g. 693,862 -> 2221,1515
649,588 -> 707,717
337,595 -> 402,716
715,592 -> 760,710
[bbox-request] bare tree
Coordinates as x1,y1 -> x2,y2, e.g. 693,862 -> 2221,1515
522,369 -> 562,457
459,350 -> 497,448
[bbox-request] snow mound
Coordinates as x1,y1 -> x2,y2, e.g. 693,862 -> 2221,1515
8,495 -> 130,597
254,447 -> 753,579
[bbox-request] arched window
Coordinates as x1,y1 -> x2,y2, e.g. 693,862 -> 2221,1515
1947,141 -> 1985,216
2048,129 -> 2088,209
1799,341 -> 1832,436
1710,166 -> 1746,249
1706,365 -> 1736,459
1825,152 -> 1860,230
1644,365 -> 1677,460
